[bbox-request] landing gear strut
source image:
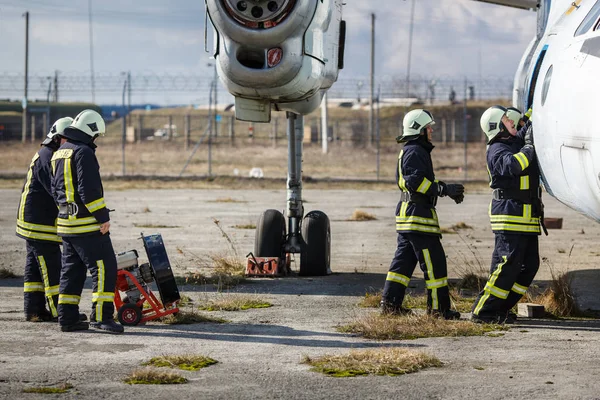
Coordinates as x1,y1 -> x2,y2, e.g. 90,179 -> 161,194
254,112 -> 331,276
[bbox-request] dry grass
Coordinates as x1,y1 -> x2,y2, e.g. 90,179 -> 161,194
441,222 -> 473,234
457,272 -> 487,292
0,268 -> 18,279
197,294 -> 272,311
531,270 -> 581,318
155,310 -> 227,325
143,355 -> 218,371
302,348 -> 442,377
339,313 -> 505,340
22,383 -> 73,393
233,224 -> 256,229
349,210 -> 377,221
359,290 -> 475,313
124,368 -> 187,385
132,223 -> 180,228
210,197 -> 247,203
0,140 -> 489,183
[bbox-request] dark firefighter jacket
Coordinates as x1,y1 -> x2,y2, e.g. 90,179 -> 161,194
51,128 -> 109,237
487,127 -> 541,235
395,136 -> 441,236
16,144 -> 61,243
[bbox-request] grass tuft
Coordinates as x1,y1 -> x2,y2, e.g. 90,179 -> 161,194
302,348 -> 442,377
0,268 -> 18,279
124,368 -> 187,384
211,197 -> 247,203
198,294 -> 272,311
143,355 -> 218,371
133,223 -> 180,228
233,224 -> 256,229
358,290 -> 475,313
155,310 -> 227,325
441,222 -> 473,234
532,270 -> 581,317
22,383 -> 73,393
348,210 -> 377,221
339,313 -> 506,340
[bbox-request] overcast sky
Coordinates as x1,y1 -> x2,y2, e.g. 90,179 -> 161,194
0,0 -> 536,104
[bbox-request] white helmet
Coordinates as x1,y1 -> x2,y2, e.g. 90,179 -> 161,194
397,109 -> 435,142
43,117 -> 73,144
506,107 -> 522,128
480,105 -> 507,144
70,109 -> 106,138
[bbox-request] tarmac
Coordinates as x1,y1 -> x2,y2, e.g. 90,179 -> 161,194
1,188 -> 600,399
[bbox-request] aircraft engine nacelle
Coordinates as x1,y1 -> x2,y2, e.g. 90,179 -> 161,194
205,0 -> 345,122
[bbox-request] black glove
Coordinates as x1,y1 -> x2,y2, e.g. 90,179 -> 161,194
445,183 -> 464,198
524,124 -> 534,146
451,194 -> 464,204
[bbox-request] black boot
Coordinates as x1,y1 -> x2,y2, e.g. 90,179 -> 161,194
429,309 -> 461,320
60,321 -> 90,332
25,309 -> 57,322
380,301 -> 412,316
90,320 -> 124,334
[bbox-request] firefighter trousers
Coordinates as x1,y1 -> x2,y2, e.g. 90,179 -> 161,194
472,233 -> 539,317
382,232 -> 451,312
58,233 -> 117,326
24,240 -> 61,317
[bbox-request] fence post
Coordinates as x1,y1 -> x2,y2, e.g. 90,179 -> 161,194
184,114 -> 190,150
42,113 -> 48,140
441,119 -> 447,145
30,114 -> 36,143
137,115 -> 143,143
229,115 -> 235,145
168,115 -> 173,140
451,119 -> 456,143
272,117 -> 278,148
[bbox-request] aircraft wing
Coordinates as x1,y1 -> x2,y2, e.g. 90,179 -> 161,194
471,0 -> 538,9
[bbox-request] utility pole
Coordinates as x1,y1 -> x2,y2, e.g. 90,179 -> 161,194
121,73 -> 127,175
21,11 -> 29,143
406,0 -> 416,98
213,63 -> 218,137
127,71 -> 131,115
369,13 -> 375,145
88,0 -> 95,102
53,70 -> 59,102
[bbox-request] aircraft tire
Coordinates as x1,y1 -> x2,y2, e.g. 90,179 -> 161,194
255,209 -> 286,258
300,210 -> 331,276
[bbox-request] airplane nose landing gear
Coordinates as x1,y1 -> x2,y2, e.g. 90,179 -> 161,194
251,112 -> 332,277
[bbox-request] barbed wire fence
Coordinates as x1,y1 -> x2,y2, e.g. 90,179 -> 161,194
0,71 -> 513,105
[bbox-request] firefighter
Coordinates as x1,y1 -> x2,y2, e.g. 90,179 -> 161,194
51,109 -> 124,333
472,105 -> 542,324
16,117 -> 73,322
380,109 -> 464,320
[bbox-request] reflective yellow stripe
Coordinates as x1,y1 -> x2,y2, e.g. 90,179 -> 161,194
58,216 -> 98,226
490,223 -> 541,233
482,256 -> 509,299
85,197 -> 106,213
426,277 -> 448,289
17,220 -> 57,234
19,153 -> 40,221
399,201 -> 408,218
97,260 -> 105,293
520,176 -> 530,190
395,224 -> 441,235
58,294 -> 81,305
57,224 -> 102,235
513,152 -> 529,170
511,282 -> 528,295
24,282 -> 44,292
484,282 -> 509,299
490,215 -> 539,224
396,215 -> 439,226
15,227 -> 61,242
64,159 -> 74,203
37,255 -> 50,292
386,271 -> 410,286
397,150 -> 406,190
473,292 -> 491,316
423,249 -> 435,280
416,178 -> 432,194
46,285 -> 60,296
92,292 -> 114,302
523,204 -> 532,219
